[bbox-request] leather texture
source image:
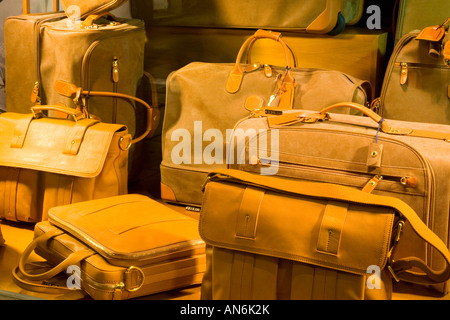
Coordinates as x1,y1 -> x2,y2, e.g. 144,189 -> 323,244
14,194 -> 206,300
199,169 -> 450,300
228,102 -> 450,294
376,22 -> 450,125
132,0 -> 364,34
4,11 -> 146,138
0,106 -> 131,223
60,0 -> 129,19
161,29 -> 371,206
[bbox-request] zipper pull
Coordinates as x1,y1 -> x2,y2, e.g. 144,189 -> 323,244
400,62 -> 408,85
31,82 -> 41,104
112,57 -> 119,83
362,175 -> 383,193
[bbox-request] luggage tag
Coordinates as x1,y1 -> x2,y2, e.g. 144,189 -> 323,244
366,119 -> 384,168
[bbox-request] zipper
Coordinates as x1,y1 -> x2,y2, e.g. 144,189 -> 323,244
30,13 -> 66,105
394,61 -> 449,85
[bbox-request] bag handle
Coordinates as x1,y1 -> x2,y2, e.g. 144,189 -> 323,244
207,169 -> 450,285
265,102 -> 450,142
31,104 -> 87,122
245,36 -> 298,68
23,0 -> 59,14
226,29 -> 296,94
54,80 -> 160,144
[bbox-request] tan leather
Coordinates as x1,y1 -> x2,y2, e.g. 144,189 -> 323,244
0,108 -> 131,223
60,0 -> 129,19
199,169 -> 450,300
132,0 -> 363,33
161,29 -> 371,206
4,11 -> 146,138
376,22 -> 450,125
14,195 -> 206,300
228,105 -> 450,293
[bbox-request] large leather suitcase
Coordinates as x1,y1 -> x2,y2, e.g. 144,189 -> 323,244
395,0 -> 450,43
13,194 -> 206,300
227,102 -> 450,294
160,29 -> 372,207
5,0 -> 146,137
132,0 -> 365,35
373,21 -> 450,125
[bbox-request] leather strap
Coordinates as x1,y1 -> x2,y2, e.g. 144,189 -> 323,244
63,119 -> 100,155
264,102 -> 450,142
209,169 -> 450,285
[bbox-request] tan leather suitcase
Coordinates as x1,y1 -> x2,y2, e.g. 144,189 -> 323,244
4,0 -> 147,137
227,102 -> 450,294
132,0 -> 365,35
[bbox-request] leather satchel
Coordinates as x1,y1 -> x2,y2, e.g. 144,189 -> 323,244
13,194 -> 206,300
161,29 -> 371,206
199,169 -> 450,300
0,81 -> 156,223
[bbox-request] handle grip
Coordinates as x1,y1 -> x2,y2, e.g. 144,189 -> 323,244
226,29 -> 295,94
55,80 -> 159,145
31,104 -> 86,122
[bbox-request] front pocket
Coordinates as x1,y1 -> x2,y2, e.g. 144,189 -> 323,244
0,167 -> 42,222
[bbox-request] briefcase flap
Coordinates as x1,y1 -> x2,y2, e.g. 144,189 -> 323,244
0,111 -> 128,178
48,194 -> 205,267
60,0 -> 129,19
199,170 -> 396,276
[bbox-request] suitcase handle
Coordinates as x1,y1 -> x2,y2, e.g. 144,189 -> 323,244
54,80 -> 160,145
245,36 -> 297,68
23,0 -> 59,14
226,29 -> 295,94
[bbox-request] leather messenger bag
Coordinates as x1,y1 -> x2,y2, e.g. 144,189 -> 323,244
199,169 -> 450,300
0,81 -> 157,223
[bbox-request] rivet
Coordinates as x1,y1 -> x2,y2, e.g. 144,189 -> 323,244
371,151 -> 378,158
71,140 -> 75,144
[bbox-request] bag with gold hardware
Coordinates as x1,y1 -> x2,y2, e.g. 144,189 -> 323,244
5,0 -> 147,138
227,102 -> 450,294
160,29 -> 371,207
199,169 -> 450,300
13,194 -> 206,300
0,81 -> 157,223
372,18 -> 450,125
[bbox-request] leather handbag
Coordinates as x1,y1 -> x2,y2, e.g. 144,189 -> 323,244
199,169 -> 450,300
161,29 -> 371,207
373,18 -> 450,125
13,194 -> 206,300
0,81 -> 156,223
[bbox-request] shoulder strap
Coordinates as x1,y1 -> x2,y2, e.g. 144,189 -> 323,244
209,169 -> 450,285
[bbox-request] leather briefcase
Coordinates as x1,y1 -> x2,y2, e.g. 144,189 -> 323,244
13,194 -> 206,300
373,19 -> 450,125
5,0 -> 146,138
227,102 -> 450,293
199,169 -> 450,300
161,29 -> 371,207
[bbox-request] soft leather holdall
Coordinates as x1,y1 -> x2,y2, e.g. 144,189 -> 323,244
199,169 -> 450,300
132,0 -> 365,35
227,102 -> 450,293
5,0 -> 146,137
373,19 -> 450,125
0,81 -> 157,223
161,29 -> 371,207
13,194 -> 206,300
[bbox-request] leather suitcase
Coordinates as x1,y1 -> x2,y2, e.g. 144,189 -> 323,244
373,21 -> 450,125
160,29 -> 372,207
4,0 -> 147,137
227,102 -> 450,294
13,194 -> 206,300
395,0 -> 450,43
132,0 -> 365,35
